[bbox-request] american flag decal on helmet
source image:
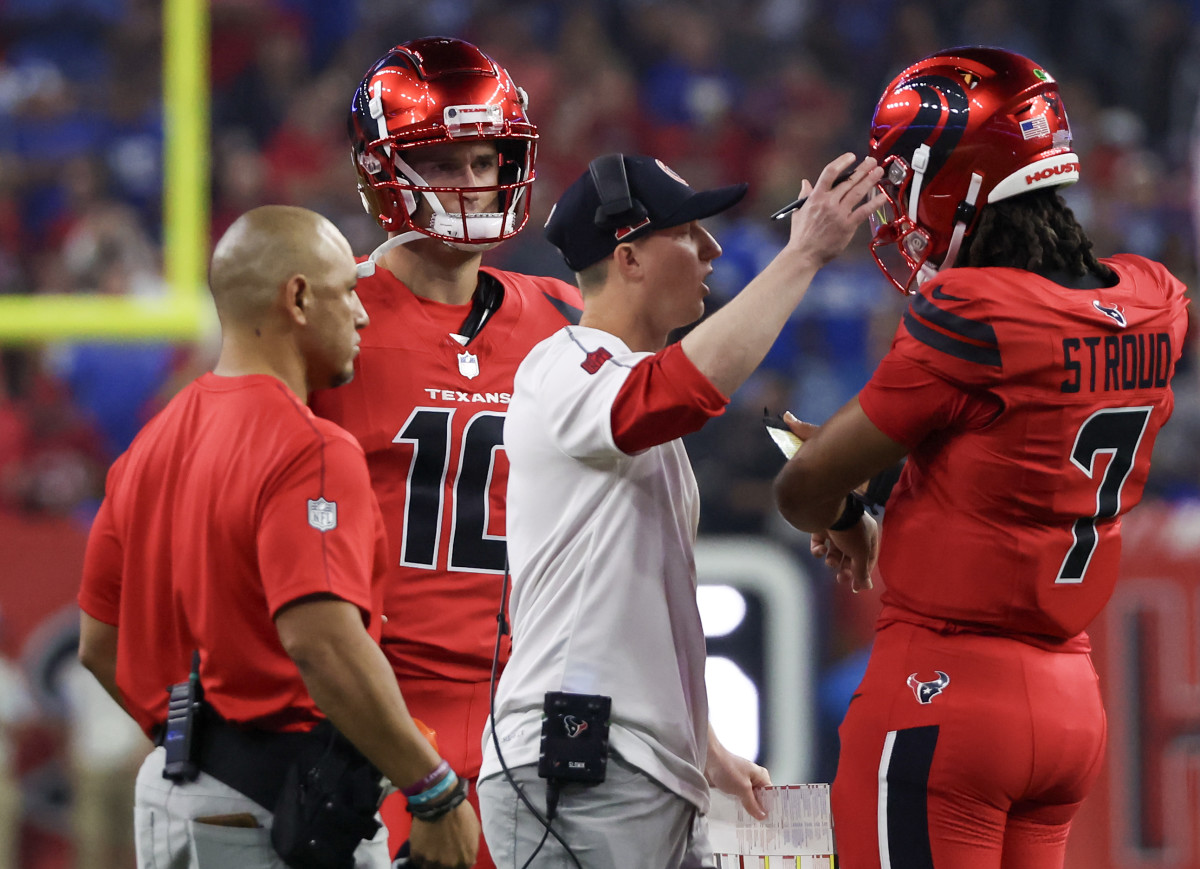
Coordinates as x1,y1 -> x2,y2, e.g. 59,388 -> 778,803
1019,115 -> 1051,140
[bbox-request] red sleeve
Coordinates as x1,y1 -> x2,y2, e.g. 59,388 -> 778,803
890,273 -> 1006,391
859,351 -> 1002,450
611,342 -> 728,453
257,428 -> 382,622
79,495 -> 122,625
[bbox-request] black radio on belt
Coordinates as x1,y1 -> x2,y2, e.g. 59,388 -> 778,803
162,650 -> 205,783
538,691 -> 611,784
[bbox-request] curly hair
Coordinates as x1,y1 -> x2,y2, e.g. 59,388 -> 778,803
956,188 -> 1114,283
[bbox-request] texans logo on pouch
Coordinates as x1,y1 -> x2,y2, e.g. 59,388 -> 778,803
907,670 -> 950,704
563,715 -> 589,738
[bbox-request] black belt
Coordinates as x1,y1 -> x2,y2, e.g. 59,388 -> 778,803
156,714 -> 314,811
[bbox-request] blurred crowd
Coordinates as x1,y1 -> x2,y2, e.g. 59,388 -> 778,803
1,0 -> 1199,522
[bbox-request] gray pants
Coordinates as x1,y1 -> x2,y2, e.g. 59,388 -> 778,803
478,755 -> 715,869
134,746 -> 389,869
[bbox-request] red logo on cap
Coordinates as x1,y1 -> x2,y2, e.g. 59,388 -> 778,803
581,347 -> 613,374
614,217 -> 652,240
655,159 -> 688,185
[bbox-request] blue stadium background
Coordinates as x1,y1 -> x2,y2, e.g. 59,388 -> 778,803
0,1 -> 1197,867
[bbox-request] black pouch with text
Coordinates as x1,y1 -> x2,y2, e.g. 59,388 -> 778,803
538,691 -> 611,784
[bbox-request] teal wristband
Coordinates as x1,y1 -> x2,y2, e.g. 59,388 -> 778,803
406,771 -> 459,807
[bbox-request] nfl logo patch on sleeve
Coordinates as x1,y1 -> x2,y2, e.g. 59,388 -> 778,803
307,497 -> 338,532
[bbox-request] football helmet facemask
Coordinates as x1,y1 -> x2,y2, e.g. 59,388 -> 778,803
868,46 -> 1080,293
348,37 -> 537,270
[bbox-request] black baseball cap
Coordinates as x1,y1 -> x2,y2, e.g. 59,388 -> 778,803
545,154 -> 748,271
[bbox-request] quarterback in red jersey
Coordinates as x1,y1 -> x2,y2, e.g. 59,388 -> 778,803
773,48 -> 1189,869
309,37 -> 581,866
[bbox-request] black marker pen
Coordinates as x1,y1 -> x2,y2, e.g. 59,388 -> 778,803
769,167 -> 858,220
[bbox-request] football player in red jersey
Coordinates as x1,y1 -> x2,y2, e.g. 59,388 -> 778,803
773,47 -> 1190,869
309,38 -> 582,867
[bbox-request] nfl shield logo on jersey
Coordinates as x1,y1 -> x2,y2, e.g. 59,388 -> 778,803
307,497 -> 338,532
458,351 -> 480,379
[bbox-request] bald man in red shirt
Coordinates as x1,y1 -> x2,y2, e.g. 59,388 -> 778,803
78,205 -> 479,869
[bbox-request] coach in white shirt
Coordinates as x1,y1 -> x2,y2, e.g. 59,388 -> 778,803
479,152 -> 884,869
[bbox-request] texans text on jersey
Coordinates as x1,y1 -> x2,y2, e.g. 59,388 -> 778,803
423,388 -> 513,404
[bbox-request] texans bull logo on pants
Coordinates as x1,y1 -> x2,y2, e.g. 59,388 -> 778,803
907,670 -> 950,704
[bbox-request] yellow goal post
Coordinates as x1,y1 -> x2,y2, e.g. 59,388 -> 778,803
0,0 -> 211,344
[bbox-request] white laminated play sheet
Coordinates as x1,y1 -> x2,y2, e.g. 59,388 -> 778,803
710,784 -> 837,868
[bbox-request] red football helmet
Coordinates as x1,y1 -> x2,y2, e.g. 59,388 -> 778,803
868,46 -> 1080,293
348,37 -> 537,254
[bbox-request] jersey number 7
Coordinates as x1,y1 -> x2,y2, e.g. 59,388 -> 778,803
1056,406 -> 1153,584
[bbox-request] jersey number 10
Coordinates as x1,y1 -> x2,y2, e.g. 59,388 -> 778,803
394,408 -> 508,573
